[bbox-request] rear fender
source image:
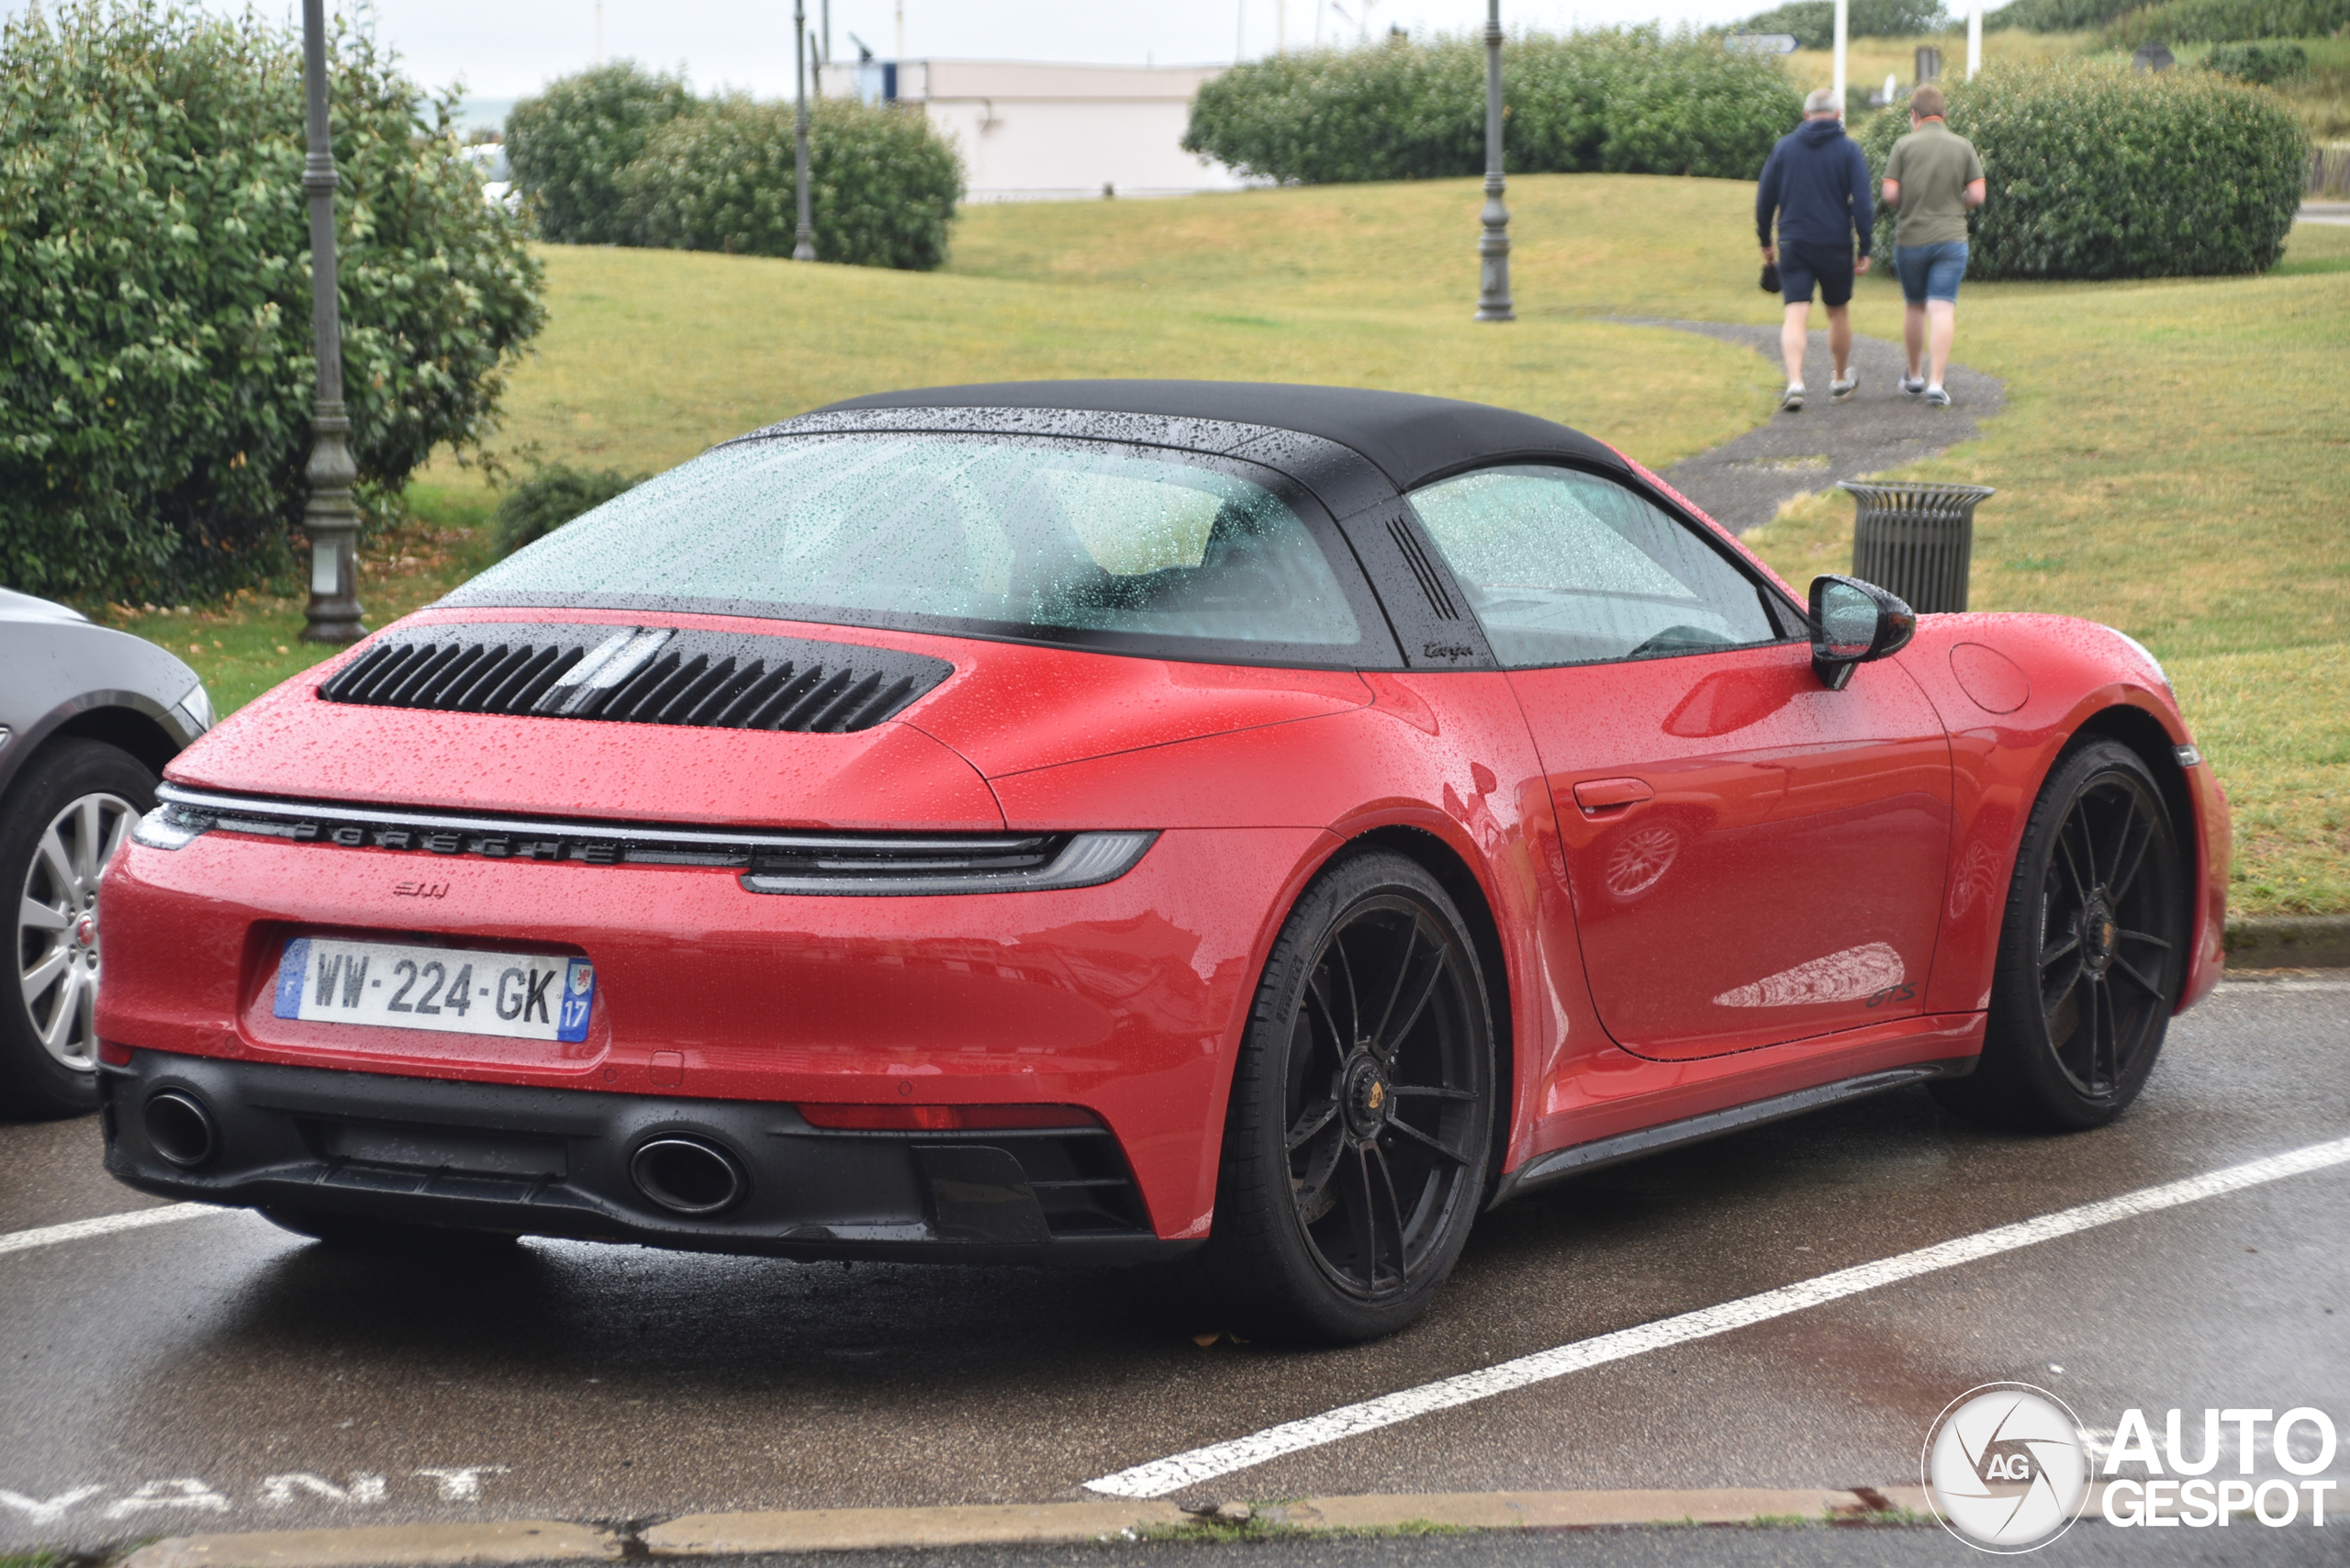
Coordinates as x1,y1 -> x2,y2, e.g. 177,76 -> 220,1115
992,672 -> 1568,1193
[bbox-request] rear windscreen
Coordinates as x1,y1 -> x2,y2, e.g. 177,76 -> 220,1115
444,432 -> 1370,659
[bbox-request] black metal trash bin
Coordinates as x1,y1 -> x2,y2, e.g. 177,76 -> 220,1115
1838,480 -> 1995,613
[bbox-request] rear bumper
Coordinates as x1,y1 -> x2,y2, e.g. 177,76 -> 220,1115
96,823 -> 1336,1239
100,1049 -> 1193,1265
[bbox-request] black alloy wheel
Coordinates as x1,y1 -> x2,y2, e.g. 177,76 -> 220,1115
1936,738 -> 2185,1132
1199,850 -> 1494,1344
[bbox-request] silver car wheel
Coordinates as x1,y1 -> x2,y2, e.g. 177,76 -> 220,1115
17,790 -> 135,1073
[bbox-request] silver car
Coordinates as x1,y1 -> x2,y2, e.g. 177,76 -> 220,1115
2,588 -> 212,1116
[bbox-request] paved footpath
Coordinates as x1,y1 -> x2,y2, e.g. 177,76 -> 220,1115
1642,321 -> 2005,535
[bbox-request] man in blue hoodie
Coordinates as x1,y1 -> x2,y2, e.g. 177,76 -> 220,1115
1756,89 -> 1874,412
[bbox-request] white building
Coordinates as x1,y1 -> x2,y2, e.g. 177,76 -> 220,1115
815,59 -> 1249,202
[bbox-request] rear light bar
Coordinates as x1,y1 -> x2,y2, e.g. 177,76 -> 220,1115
795,1103 -> 1102,1132
145,785 -> 1157,895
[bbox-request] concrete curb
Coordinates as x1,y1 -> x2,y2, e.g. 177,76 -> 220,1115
118,1488 -> 1937,1566
2227,914 -> 2350,971
642,1501 -> 1189,1555
122,1520 -> 620,1568
1243,1486 -> 1925,1530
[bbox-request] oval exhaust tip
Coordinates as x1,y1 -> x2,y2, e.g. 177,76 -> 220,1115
630,1137 -> 746,1215
144,1091 -> 218,1169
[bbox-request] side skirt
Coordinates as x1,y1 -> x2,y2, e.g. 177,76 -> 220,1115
1489,1059 -> 1974,1207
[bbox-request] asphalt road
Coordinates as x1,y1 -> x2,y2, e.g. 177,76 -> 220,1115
4,978 -> 2344,1562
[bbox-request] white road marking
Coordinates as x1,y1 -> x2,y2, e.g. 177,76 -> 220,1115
0,1203 -> 224,1258
415,1466 -> 510,1501
1084,1135 -> 2350,1498
263,1473 -> 387,1506
0,1468 -> 511,1526
0,1485 -> 102,1525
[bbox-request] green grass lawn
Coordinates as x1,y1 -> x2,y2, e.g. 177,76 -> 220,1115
90,175 -> 2348,915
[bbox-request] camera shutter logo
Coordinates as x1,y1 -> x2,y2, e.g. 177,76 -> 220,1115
1923,1383 -> 2091,1552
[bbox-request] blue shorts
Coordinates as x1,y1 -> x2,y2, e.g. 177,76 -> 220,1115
1896,241 -> 1968,304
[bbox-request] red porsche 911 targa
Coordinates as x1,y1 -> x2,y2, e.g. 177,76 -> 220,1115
95,383 -> 2228,1343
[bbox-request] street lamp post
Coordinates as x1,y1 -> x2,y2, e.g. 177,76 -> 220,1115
1831,0 -> 1849,115
1474,0 -> 1513,321
297,0 -> 364,644
793,0 -> 816,262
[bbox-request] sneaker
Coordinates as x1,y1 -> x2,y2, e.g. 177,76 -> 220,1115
1901,375 -> 1926,398
1780,386 -> 1806,412
1831,370 -> 1859,401
1925,386 -> 1952,409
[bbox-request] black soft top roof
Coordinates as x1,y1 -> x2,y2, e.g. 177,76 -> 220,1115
816,380 -> 1626,493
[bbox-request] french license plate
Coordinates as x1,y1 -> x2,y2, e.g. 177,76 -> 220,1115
273,937 -> 594,1043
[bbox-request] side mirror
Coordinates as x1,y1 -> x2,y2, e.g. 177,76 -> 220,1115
1809,575 -> 1916,690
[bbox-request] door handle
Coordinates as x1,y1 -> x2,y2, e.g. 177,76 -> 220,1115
1572,776 -> 1654,815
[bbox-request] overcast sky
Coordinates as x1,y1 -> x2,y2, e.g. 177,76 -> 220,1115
2,0 -> 1777,104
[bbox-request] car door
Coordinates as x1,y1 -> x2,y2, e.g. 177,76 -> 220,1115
1405,464 -> 1953,1061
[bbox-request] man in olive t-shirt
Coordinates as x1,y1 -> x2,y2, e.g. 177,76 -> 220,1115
1881,84 -> 1986,408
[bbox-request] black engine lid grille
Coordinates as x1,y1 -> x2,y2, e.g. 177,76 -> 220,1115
317,624 -> 952,734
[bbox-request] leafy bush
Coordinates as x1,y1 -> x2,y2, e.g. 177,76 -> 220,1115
1856,61 -> 2305,277
1183,30 -> 1803,185
493,464 -> 643,556
2202,39 -> 2311,80
1729,0 -> 1950,50
620,96 -> 963,268
0,2 -> 543,603
1985,0 -> 2139,31
2105,0 -> 2350,44
505,62 -> 695,244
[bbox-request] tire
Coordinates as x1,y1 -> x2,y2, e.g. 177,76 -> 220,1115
1194,849 -> 1495,1345
3,739 -> 156,1119
1933,738 -> 2186,1132
261,1205 -> 520,1253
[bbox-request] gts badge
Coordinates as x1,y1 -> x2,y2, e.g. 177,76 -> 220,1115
1865,982 -> 1917,1009
393,879 -> 451,900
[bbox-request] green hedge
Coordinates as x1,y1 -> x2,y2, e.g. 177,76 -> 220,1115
1729,0 -> 1949,50
620,96 -> 962,269
2106,0 -> 2350,44
506,73 -> 963,268
0,2 -> 543,603
1857,61 -> 2305,277
1985,0 -> 2139,31
2202,39 -> 2311,80
1183,30 -> 1803,185
505,62 -> 694,245
493,464 -> 643,557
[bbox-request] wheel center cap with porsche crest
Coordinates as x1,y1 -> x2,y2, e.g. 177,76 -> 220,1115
1343,1056 -> 1391,1138
2081,895 -> 2117,974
